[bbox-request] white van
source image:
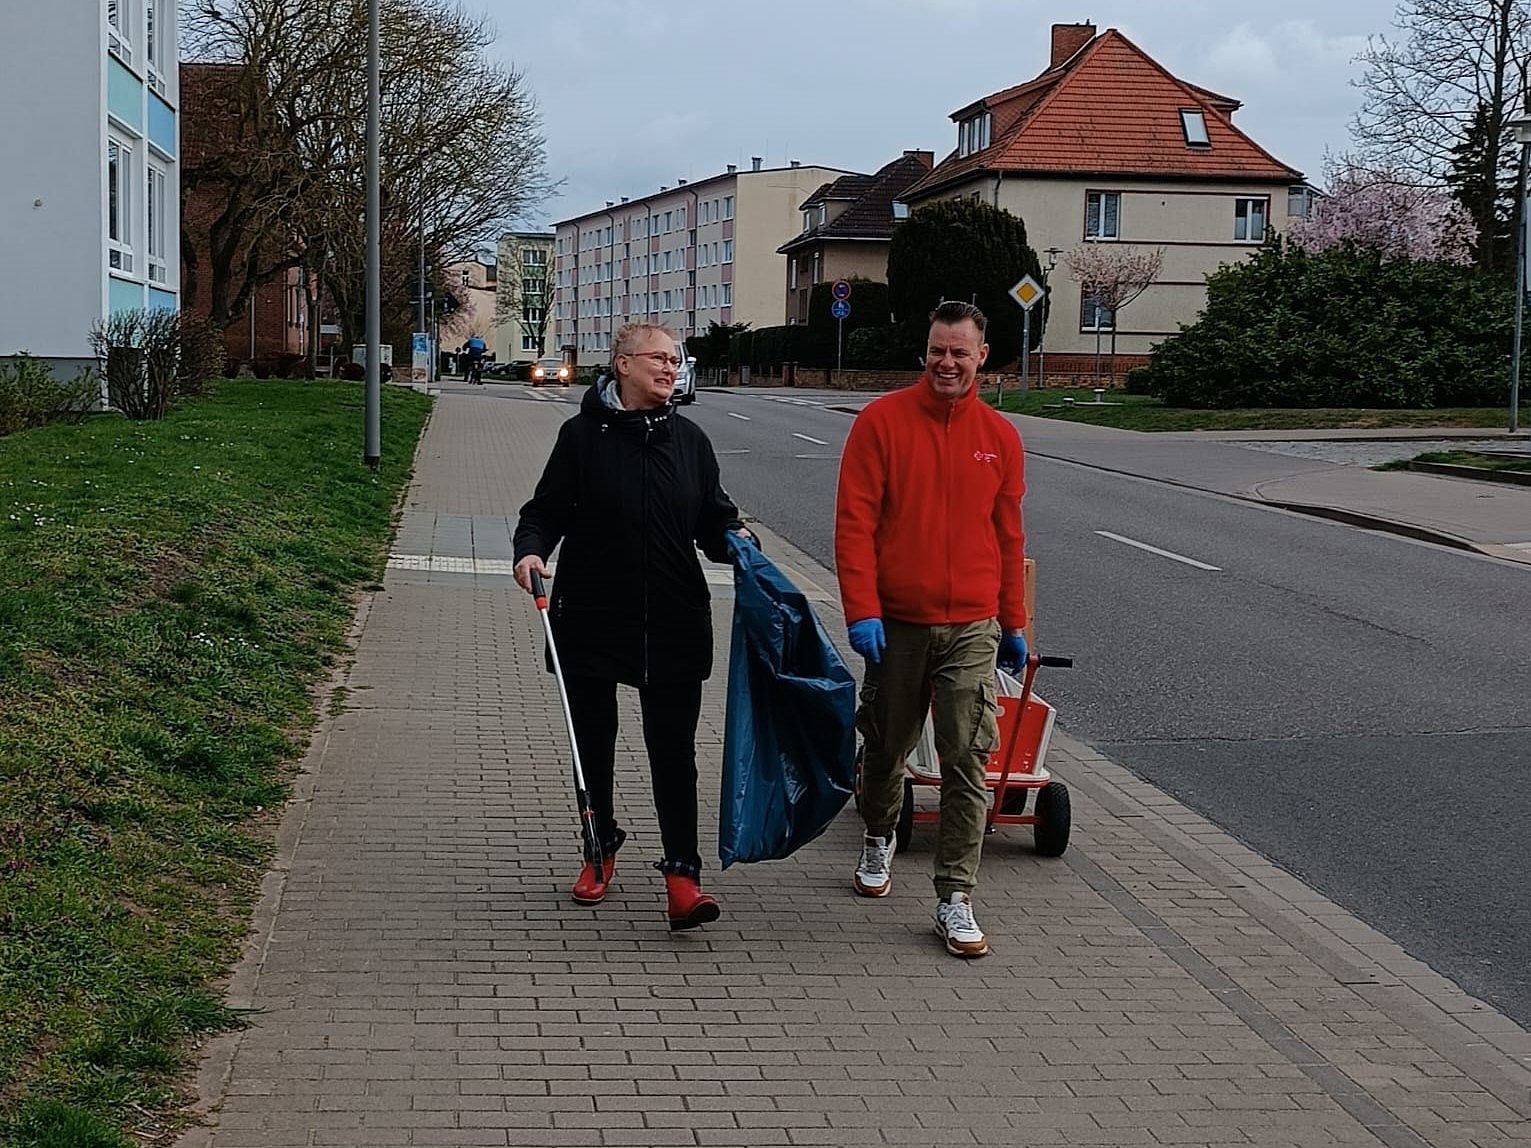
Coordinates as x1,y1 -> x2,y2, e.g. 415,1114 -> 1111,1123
671,339 -> 697,405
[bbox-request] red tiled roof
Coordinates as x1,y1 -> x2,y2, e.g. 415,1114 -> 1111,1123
778,151 -> 934,253
904,29 -> 1300,200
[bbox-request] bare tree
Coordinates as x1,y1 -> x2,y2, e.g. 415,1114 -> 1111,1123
1351,0 -> 1530,272
1063,245 -> 1164,383
182,0 -> 556,349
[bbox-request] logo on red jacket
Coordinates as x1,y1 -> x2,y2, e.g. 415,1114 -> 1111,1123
972,449 -> 998,464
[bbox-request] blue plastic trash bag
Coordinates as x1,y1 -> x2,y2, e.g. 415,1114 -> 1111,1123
719,533 -> 856,868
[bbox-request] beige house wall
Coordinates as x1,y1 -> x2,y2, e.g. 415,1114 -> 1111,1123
495,232 -> 554,365
922,175 -> 1292,357
732,166 -> 850,330
785,241 -> 891,324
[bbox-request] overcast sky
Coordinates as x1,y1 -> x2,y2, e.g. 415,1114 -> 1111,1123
480,0 -> 1403,229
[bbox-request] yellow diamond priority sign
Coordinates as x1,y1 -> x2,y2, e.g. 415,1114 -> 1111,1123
1008,274 -> 1044,310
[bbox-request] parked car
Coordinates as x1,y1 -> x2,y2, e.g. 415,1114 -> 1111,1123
530,357 -> 572,385
671,340 -> 697,405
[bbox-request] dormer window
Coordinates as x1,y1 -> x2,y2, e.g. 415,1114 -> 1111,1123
1180,109 -> 1210,147
818,204 -> 827,225
803,210 -> 814,232
958,111 -> 992,158
892,201 -> 909,221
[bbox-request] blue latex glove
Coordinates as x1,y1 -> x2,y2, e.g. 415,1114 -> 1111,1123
847,618 -> 886,664
998,631 -> 1028,674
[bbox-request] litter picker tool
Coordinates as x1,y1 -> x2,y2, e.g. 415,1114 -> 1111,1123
529,570 -> 603,870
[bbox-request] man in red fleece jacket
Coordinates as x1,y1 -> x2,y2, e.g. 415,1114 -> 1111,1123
834,300 -> 1027,958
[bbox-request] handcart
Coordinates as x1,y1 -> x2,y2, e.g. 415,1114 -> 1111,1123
859,653 -> 1075,856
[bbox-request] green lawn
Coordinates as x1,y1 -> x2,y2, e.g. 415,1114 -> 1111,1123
984,387 -> 1527,433
1390,449 -> 1531,474
0,380 -> 430,1146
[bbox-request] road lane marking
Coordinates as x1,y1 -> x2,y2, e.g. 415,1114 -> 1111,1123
774,397 -> 825,406
1095,531 -> 1221,571
794,454 -> 838,460
717,448 -> 750,455
792,432 -> 829,445
727,412 -> 751,421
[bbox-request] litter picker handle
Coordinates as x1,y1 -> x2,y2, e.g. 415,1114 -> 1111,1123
1038,655 -> 1073,669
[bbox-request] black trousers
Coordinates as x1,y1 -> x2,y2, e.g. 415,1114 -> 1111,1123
563,675 -> 705,877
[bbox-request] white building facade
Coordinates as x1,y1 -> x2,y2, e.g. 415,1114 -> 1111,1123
551,161 -> 855,363
0,0 -> 180,372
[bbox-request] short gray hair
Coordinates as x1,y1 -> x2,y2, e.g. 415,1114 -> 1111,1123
613,322 -> 678,358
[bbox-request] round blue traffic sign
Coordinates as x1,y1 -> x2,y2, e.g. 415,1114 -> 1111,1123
830,299 -> 851,320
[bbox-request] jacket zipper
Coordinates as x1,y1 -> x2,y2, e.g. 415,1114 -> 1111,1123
944,401 -> 955,620
641,414 -> 652,686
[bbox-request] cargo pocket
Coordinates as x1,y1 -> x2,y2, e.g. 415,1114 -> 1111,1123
855,681 -> 881,748
969,678 -> 1000,758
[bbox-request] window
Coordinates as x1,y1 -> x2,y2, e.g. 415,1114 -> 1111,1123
663,251 -> 673,272
1287,186 -> 1316,220
146,0 -> 161,79
802,211 -> 814,233
1234,197 -> 1267,242
146,162 -> 167,282
1085,191 -> 1120,240
522,334 -> 539,352
811,252 -> 820,283
107,139 -> 133,273
789,258 -> 797,289
1081,294 -> 1115,331
722,239 -> 733,263
892,200 -> 909,220
107,0 -> 131,64
461,268 -> 471,286
958,111 -> 992,157
678,206 -> 686,228
1179,109 -> 1210,147
723,196 -> 734,220
722,283 -> 732,306
663,210 -> 673,232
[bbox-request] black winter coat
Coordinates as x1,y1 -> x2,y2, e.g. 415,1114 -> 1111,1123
513,383 -> 743,686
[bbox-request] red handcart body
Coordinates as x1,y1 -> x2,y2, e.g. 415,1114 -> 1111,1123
874,654 -> 1074,856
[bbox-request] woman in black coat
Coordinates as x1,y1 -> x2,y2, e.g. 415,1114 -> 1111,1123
513,323 -> 748,929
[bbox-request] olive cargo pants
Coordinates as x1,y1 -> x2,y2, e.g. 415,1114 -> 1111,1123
857,618 -> 1001,899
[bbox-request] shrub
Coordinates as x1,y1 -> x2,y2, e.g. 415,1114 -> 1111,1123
846,325 -> 922,370
87,309 -> 225,420
0,354 -> 98,437
1123,365 -> 1154,395
1142,244 -> 1515,408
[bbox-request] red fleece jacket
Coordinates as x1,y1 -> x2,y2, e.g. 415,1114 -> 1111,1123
834,376 -> 1026,629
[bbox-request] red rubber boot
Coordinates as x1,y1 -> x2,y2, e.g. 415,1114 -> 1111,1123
664,873 -> 720,931
571,856 -> 616,905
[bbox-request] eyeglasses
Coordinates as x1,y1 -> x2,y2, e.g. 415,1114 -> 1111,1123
623,350 -> 682,369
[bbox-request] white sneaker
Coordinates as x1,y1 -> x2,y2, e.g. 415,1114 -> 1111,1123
934,893 -> 989,958
853,834 -> 896,897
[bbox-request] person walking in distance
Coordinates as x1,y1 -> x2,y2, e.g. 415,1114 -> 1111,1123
513,322 -> 751,930
833,300 -> 1028,957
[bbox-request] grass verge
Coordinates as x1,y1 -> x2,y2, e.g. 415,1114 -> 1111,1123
986,387 -> 1528,433
0,379 -> 431,1145
1377,449 -> 1531,474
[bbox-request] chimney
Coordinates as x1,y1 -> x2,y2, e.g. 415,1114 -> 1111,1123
659,185 -> 668,191
620,196 -> 628,203
605,200 -> 614,207
789,160 -> 800,168
727,163 -> 737,174
1050,22 -> 1095,68
751,156 -> 762,171
678,178 -> 687,185
903,149 -> 935,168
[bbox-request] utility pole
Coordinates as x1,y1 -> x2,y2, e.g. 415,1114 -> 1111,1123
363,0 -> 382,469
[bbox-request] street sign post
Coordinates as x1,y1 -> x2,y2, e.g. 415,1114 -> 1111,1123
830,296 -> 851,371
1008,274 -> 1045,402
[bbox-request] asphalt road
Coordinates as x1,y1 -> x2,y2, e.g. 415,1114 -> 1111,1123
666,385 -> 1531,1028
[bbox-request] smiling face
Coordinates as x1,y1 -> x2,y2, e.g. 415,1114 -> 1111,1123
925,317 -> 988,400
612,325 -> 680,410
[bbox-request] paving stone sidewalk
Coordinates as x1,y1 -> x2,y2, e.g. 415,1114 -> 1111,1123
182,389 -> 1531,1147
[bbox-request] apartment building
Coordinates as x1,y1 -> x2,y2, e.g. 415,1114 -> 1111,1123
901,22 -> 1304,364
0,0 -> 180,373
551,160 -> 858,361
440,253 -> 497,356
494,231 -> 555,366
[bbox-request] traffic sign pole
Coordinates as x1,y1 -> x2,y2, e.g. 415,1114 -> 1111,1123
830,290 -> 851,374
837,317 -> 844,373
1020,308 -> 1030,398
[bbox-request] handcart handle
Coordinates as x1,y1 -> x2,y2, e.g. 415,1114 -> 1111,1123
1038,655 -> 1074,668
529,569 -> 549,609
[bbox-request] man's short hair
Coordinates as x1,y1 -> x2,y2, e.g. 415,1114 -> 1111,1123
614,322 -> 677,358
929,300 -> 988,335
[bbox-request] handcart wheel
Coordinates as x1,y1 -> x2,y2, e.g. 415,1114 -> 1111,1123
895,778 -> 915,853
1033,781 -> 1071,857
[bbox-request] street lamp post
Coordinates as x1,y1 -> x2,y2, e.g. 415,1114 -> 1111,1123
1040,247 -> 1061,391
363,0 -> 381,469
1509,116 -> 1531,438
